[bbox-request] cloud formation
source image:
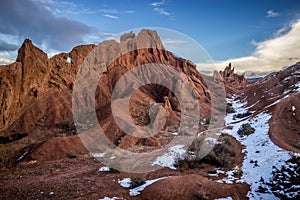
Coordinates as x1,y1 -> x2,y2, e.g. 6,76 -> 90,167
100,9 -> 118,14
41,0 -> 96,15
151,0 -> 172,16
154,8 -> 171,16
151,1 -> 166,7
99,8 -> 119,19
197,19 -> 300,77
0,0 -> 93,52
0,58 -> 14,65
103,14 -> 119,19
267,10 -> 279,18
0,40 -> 18,51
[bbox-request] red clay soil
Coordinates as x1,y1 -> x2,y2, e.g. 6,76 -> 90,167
269,92 -> 300,153
27,135 -> 88,161
0,134 -> 248,200
141,174 -> 249,200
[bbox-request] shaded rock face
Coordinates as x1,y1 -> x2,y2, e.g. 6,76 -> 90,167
120,31 -> 135,42
217,63 -> 247,87
88,30 -> 211,148
0,29 -> 212,149
0,38 -> 95,132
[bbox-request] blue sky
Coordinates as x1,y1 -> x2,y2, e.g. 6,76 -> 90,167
1,0 -> 300,76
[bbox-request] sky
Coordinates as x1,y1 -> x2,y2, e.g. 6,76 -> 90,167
1,0 -> 300,77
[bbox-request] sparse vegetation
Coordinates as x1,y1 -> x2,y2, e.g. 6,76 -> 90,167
226,103 -> 235,113
266,156 -> 300,199
57,120 -> 77,136
57,120 -> 72,129
293,141 -> 300,149
130,177 -> 145,189
238,123 -> 255,136
233,111 -> 252,120
194,190 -> 209,200
0,133 -> 28,144
0,145 -> 18,165
67,153 -> 76,159
175,135 -> 235,169
256,185 -> 269,193
108,167 -> 120,173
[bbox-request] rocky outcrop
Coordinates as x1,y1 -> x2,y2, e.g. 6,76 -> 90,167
0,29 -> 212,150
120,31 -> 135,42
0,38 -> 95,132
217,63 -> 247,87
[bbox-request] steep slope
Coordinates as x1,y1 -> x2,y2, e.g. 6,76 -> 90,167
241,62 -> 300,153
215,62 -> 300,153
78,29 -> 213,149
0,29 -> 220,162
0,39 -> 95,133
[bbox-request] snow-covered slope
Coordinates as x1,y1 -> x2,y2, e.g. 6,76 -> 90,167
220,95 -> 299,199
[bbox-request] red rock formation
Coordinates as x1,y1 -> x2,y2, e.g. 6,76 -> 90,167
0,29 -> 214,151
217,63 -> 247,88
0,38 -> 95,133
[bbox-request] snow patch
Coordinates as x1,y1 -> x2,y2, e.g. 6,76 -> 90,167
98,166 -> 110,172
215,197 -> 233,200
67,57 -> 71,63
92,152 -> 106,158
216,168 -> 239,184
17,149 -> 30,161
118,178 -> 131,188
118,177 -> 170,196
129,177 -> 169,196
295,80 -> 300,92
284,80 -> 300,94
152,145 -> 186,169
171,132 -> 179,136
99,197 -> 124,200
208,168 -> 225,177
265,94 -> 289,109
204,137 -> 223,145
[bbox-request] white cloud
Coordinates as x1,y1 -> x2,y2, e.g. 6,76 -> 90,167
273,25 -> 290,37
151,1 -> 166,7
103,14 -> 119,19
150,0 -> 172,16
40,0 -> 96,15
197,19 -> 300,77
154,7 -> 171,16
0,0 -> 93,52
267,10 -> 279,18
0,58 -> 14,65
86,32 -> 119,43
100,9 -> 118,14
